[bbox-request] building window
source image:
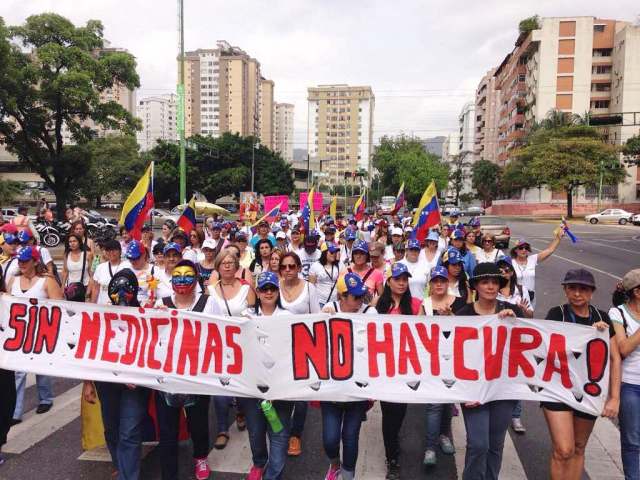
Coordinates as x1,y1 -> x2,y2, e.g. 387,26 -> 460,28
593,48 -> 613,57
592,65 -> 612,74
591,100 -> 610,109
593,24 -> 605,33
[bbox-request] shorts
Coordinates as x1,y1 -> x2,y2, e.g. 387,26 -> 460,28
540,401 -> 597,421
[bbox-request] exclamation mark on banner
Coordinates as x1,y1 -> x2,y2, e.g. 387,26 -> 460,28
583,339 -> 608,397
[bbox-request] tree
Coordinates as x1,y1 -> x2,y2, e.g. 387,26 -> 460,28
513,125 -> 625,217
472,160 -> 502,207
519,15 -> 540,34
623,134 -> 640,166
500,159 -> 537,197
0,14 -> 140,218
448,154 -> 471,205
0,179 -> 22,204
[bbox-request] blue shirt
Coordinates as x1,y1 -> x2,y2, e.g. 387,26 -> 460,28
250,234 -> 276,249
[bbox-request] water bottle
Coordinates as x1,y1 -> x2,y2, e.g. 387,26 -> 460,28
260,400 -> 283,433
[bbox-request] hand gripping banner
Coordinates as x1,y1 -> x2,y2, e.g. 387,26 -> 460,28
0,295 -> 609,416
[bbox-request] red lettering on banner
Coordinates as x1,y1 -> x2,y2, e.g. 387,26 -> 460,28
75,312 -> 101,359
4,303 -> 28,351
177,318 -> 201,376
163,316 -> 179,373
22,305 -> 39,353
120,314 -> 141,366
367,322 -> 395,377
415,323 -> 440,375
226,326 -> 243,374
543,333 -> 572,388
329,319 -> 353,380
483,326 -> 507,380
398,322 -> 421,375
148,317 -> 169,370
508,327 -> 541,378
202,323 -> 223,374
33,306 -> 61,354
292,322 -> 329,380
101,312 -> 119,363
454,327 -> 479,380
137,314 -> 149,368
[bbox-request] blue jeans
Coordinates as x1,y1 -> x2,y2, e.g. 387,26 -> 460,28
462,400 -> 516,480
238,398 -> 293,480
321,401 -> 368,473
13,371 -> 53,419
290,401 -> 308,437
512,400 -> 522,419
425,403 -> 453,449
214,396 -> 232,432
95,382 -> 149,480
620,382 -> 640,480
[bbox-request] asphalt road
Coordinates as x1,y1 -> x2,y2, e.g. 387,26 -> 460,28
1,218 -> 638,480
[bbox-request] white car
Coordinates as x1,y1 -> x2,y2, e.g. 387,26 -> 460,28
150,208 -> 178,227
632,213 -> 640,226
585,209 -> 634,225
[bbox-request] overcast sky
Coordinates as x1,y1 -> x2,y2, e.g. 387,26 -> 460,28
3,1 -> 639,149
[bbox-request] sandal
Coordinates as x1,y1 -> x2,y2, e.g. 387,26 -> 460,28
214,432 -> 229,450
236,413 -> 247,431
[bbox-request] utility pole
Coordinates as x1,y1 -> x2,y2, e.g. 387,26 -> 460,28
251,140 -> 260,193
177,0 -> 186,204
306,153 -> 310,190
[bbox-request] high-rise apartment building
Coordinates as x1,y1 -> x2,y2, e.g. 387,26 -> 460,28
137,94 -> 178,151
259,79 -> 275,148
307,84 -> 375,185
474,68 -> 499,163
456,102 -> 476,199
273,102 -> 294,163
183,41 -> 274,141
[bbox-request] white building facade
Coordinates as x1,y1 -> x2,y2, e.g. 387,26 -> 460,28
136,94 -> 178,151
273,102 -> 294,164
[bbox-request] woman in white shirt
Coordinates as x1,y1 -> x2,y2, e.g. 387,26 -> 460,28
308,243 -> 340,308
90,239 -> 131,304
61,233 -> 92,300
419,230 -> 442,274
400,239 -> 430,300
474,234 -> 503,264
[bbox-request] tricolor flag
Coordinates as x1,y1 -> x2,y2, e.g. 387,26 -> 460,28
300,188 -> 315,236
329,196 -> 337,219
353,190 -> 366,221
412,181 -> 441,242
118,163 -> 154,240
391,182 -> 405,215
250,202 -> 282,233
560,216 -> 579,243
177,196 -> 197,234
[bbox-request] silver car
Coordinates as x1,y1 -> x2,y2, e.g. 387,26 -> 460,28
584,209 -> 634,225
150,208 -> 179,227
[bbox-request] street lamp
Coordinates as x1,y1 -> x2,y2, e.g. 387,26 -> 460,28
251,140 -> 260,193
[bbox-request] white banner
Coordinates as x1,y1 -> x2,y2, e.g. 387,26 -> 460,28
0,295 -> 610,416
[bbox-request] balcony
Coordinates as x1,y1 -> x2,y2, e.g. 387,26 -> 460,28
509,113 -> 525,127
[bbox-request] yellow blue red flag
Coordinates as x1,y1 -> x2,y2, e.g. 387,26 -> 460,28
177,196 -> 197,234
353,190 -> 366,221
118,163 -> 154,240
391,182 -> 405,215
412,181 -> 441,241
300,188 -> 315,235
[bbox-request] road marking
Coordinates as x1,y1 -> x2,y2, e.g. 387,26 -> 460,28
573,239 -> 640,254
207,421 -> 252,474
78,443 -> 157,462
356,403 -> 386,479
4,384 -> 83,454
528,243 -> 622,281
584,418 -> 624,479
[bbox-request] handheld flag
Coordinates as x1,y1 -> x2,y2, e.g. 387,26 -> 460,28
412,181 -> 441,242
119,163 -> 154,240
391,182 -> 405,215
300,188 -> 315,236
177,196 -> 197,234
250,202 -> 282,233
329,196 -> 337,220
560,216 -> 579,243
353,189 -> 366,221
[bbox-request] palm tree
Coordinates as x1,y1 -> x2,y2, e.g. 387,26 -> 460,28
541,109 -> 572,129
571,111 -> 591,126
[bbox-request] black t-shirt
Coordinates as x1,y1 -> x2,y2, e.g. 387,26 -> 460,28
545,304 -> 615,338
455,300 -> 525,317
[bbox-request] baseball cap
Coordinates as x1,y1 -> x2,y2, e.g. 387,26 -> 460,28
352,239 -> 369,254
325,225 -> 336,233
511,238 -> 531,254
258,220 -> 269,227
391,227 -> 403,236
16,245 -> 40,262
211,222 -> 222,230
125,240 -> 144,260
496,255 -> 513,267
0,233 -> 19,245
469,217 -> 481,227
430,265 -> 449,281
404,226 -> 413,234
390,262 -> 412,279
451,229 -> 465,240
561,269 -> 596,289
345,229 -> 357,241
276,231 -> 287,239
442,247 -> 462,265
17,230 -> 32,244
257,271 -> 279,290
280,219 -> 288,226
163,242 -> 182,255
622,269 -> 640,292
235,232 -> 247,241
0,224 -> 18,235
202,239 -> 217,250
407,239 -> 421,250
336,272 -> 368,297
320,242 -> 340,253
426,230 -> 440,242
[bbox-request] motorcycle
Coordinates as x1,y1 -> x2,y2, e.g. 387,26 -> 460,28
34,220 -> 70,248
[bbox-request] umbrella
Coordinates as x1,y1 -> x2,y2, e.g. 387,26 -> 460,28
175,202 -> 230,216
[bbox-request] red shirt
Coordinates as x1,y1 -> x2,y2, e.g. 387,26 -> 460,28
388,297 -> 422,315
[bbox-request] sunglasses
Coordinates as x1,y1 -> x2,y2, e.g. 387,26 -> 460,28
516,245 -> 529,250
258,285 -> 278,293
483,239 -> 494,243
280,264 -> 297,271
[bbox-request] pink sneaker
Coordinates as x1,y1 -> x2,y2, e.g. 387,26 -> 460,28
194,457 -> 210,480
246,466 -> 264,480
325,464 -> 341,480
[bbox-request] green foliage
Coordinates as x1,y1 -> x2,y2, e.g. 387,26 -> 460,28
148,133 -> 294,205
0,179 -> 22,204
471,160 -> 502,206
623,134 -> 640,166
500,160 -> 536,197
519,15 -> 540,34
448,154 -> 471,205
372,135 -> 449,206
0,13 -> 141,217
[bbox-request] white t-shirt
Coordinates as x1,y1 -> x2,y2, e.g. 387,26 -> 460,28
309,262 -> 340,306
280,281 -> 321,314
399,258 -> 430,300
208,282 -> 252,316
322,301 -> 377,315
475,248 -> 503,264
513,254 -> 538,293
497,285 -> 531,310
93,260 -> 132,305
384,245 -> 396,262
156,293 -> 222,315
298,249 -> 321,280
610,305 -> 640,385
130,264 -> 157,306
418,249 -> 441,276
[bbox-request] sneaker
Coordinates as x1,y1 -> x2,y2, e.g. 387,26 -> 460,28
246,465 -> 264,480
439,434 -> 455,455
194,457 -> 210,480
511,418 -> 526,434
287,436 -> 302,456
423,449 -> 437,467
385,459 -> 400,480
36,403 -> 52,414
0,453 -> 5,466
324,464 -> 341,480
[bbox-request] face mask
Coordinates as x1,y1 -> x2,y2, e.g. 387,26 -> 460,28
172,266 -> 197,294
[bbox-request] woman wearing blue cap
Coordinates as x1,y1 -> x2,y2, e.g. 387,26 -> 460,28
339,240 -> 384,301
447,229 -> 476,275
321,273 -> 377,480
441,247 -> 473,305
240,271 -> 294,480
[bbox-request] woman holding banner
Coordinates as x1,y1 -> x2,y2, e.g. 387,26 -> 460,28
542,269 -> 620,480
373,262 -> 424,480
455,262 -> 523,480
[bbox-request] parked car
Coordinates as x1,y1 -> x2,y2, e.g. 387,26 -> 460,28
441,204 -> 457,216
150,208 -> 179,227
463,206 -> 485,216
584,209 -> 634,225
478,221 -> 511,249
632,213 -> 640,226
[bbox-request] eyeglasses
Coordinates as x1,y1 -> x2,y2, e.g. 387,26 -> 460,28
483,239 -> 494,244
280,264 -> 297,271
220,261 -> 236,267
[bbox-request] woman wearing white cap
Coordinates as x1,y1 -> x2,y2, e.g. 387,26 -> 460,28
308,242 -> 341,308
384,227 -> 405,262
611,269 -> 640,479
399,238 -> 430,300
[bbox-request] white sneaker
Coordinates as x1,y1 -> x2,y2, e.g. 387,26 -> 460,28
423,449 -> 437,466
511,418 -> 526,434
439,434 -> 455,454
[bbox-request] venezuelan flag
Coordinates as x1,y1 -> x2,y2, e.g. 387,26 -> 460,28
329,195 -> 337,219
353,190 -> 366,221
391,182 -> 405,215
177,196 -> 197,234
250,202 -> 282,234
119,163 -> 154,240
300,188 -> 315,236
412,181 -> 441,242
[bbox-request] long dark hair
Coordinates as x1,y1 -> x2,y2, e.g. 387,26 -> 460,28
250,239 -> 273,271
253,291 -> 284,314
376,280 -> 414,315
319,248 -> 336,266
64,233 -> 86,256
